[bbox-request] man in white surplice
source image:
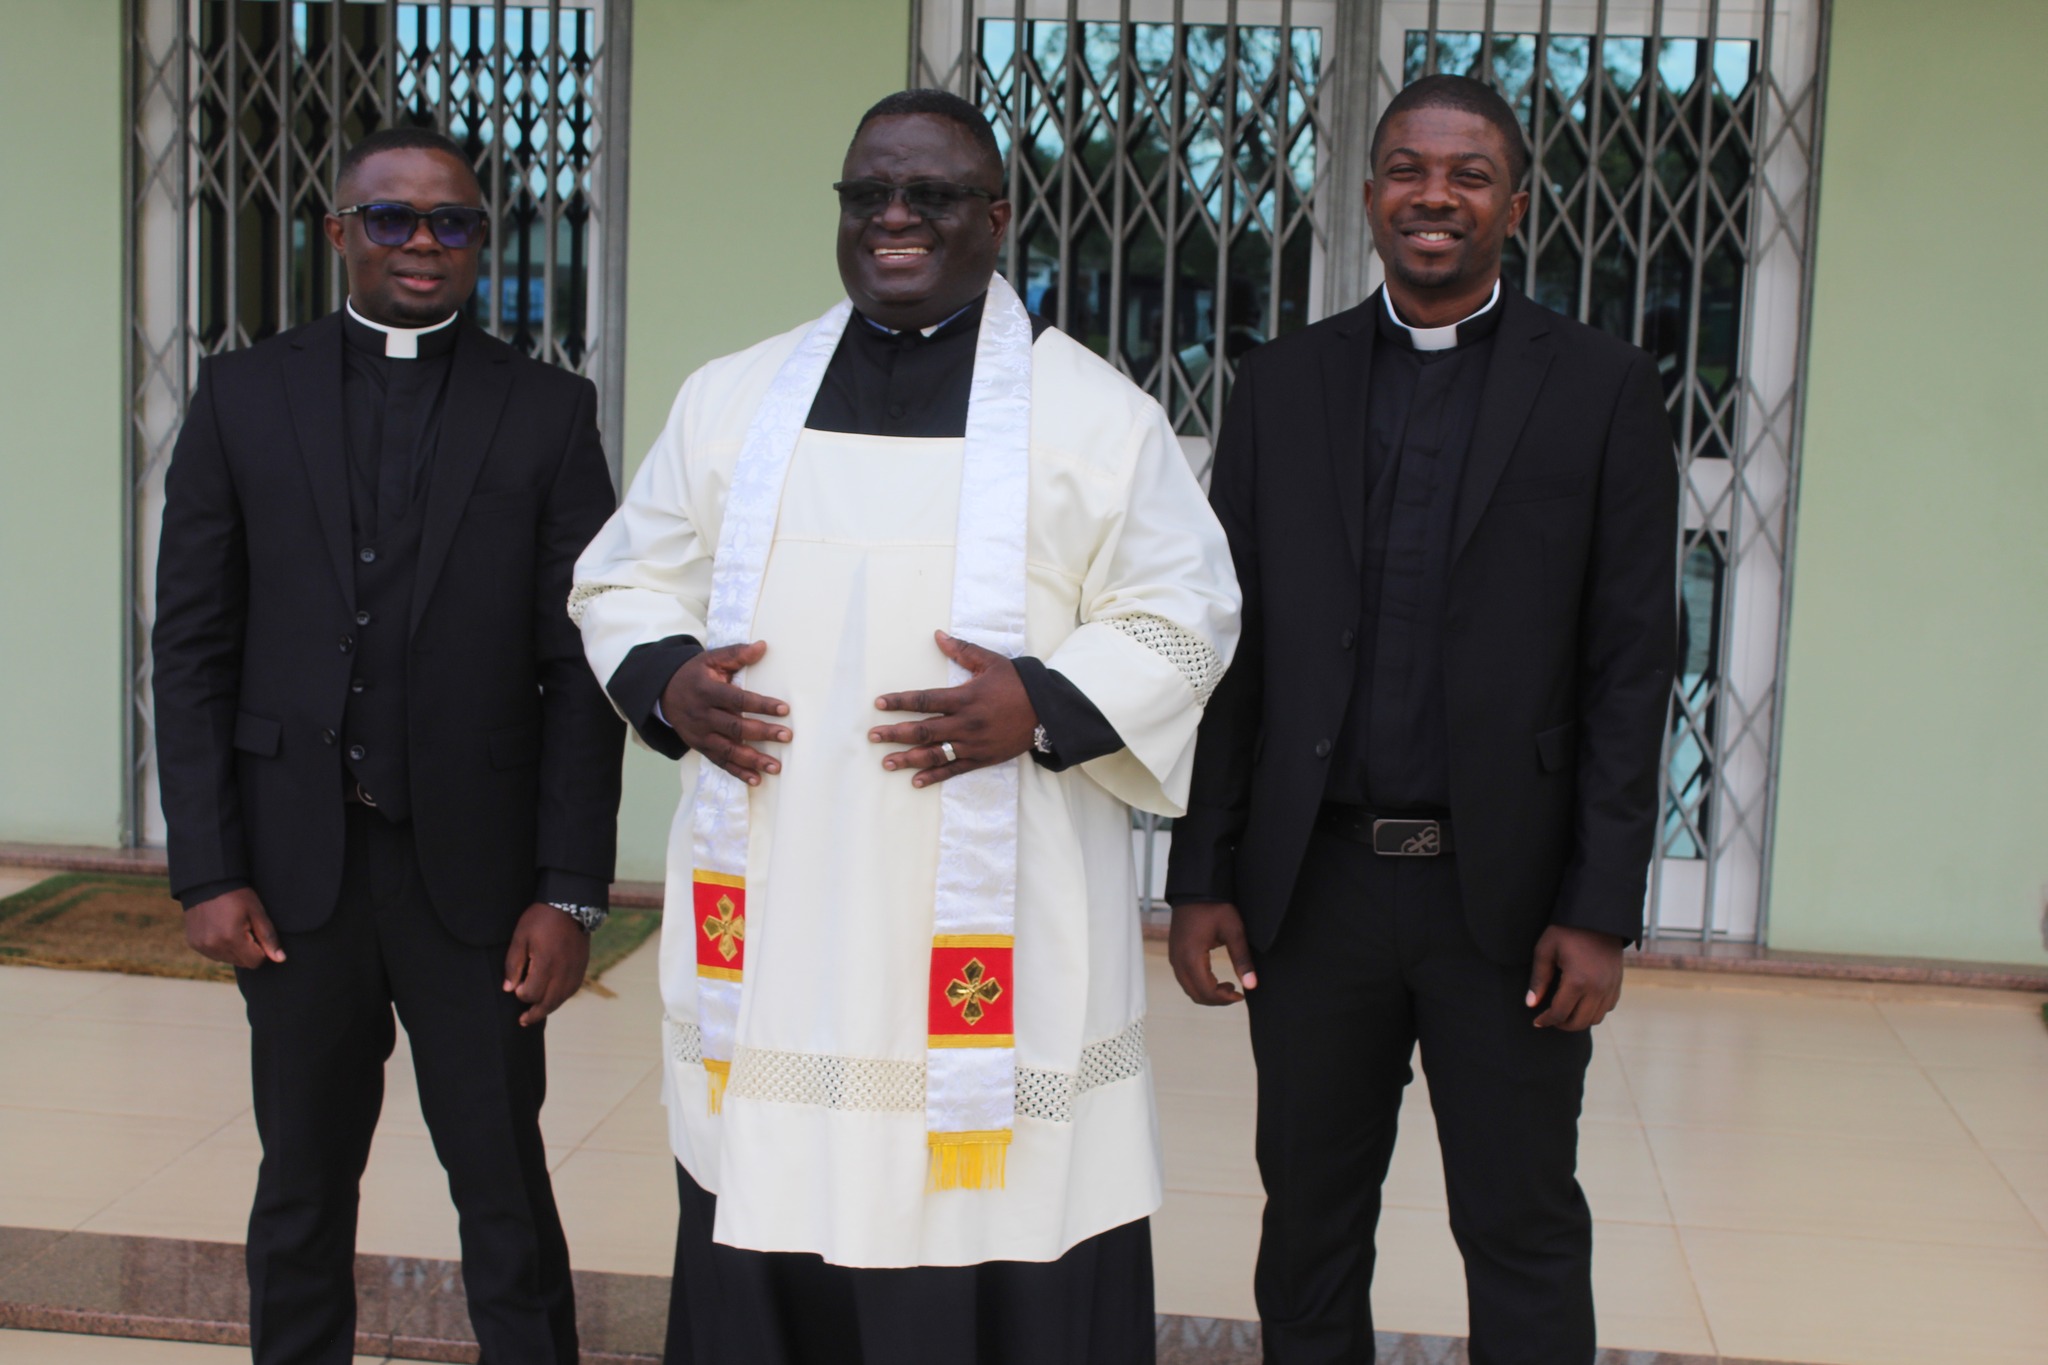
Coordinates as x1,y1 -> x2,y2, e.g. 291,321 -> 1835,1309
572,90 -> 1240,1363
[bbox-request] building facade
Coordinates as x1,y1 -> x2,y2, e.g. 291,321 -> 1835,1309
3,0 -> 2042,967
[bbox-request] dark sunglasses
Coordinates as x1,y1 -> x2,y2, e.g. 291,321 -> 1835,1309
335,202 -> 489,249
832,179 -> 996,220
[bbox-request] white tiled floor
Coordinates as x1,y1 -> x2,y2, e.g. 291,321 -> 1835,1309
2,882 -> 2046,1364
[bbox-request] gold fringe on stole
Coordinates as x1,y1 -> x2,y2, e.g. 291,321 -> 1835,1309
927,1130 -> 1012,1191
703,1058 -> 730,1115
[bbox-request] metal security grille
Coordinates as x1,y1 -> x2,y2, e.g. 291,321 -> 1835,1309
916,0 -> 1830,942
125,0 -> 633,845
914,0 -> 1363,475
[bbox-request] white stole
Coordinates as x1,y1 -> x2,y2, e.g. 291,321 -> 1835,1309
688,274 -> 1033,1189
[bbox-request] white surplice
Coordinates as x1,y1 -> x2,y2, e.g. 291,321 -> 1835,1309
572,311 -> 1240,1268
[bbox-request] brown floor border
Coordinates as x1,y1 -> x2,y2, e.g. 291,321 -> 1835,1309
0,1226 -> 1801,1364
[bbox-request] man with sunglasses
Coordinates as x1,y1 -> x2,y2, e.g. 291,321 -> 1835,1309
152,126 -> 623,1365
573,89 -> 1239,1364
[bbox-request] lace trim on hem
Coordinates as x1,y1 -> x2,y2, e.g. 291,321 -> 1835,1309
660,1016 -> 1147,1123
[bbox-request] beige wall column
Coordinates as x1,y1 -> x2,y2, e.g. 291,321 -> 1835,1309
1772,0 -> 2048,964
0,1 -> 126,846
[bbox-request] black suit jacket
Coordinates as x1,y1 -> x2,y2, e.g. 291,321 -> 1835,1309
1166,288 -> 1678,964
152,311 -> 625,945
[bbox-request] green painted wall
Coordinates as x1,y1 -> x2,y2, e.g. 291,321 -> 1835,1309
0,1 -> 126,845
609,0 -> 910,880
1772,0 -> 2048,964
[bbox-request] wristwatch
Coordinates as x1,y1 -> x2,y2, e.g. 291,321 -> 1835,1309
548,902 -> 608,934
1032,723 -> 1053,756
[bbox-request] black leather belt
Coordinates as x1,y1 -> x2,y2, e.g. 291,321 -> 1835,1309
1318,802 -> 1454,857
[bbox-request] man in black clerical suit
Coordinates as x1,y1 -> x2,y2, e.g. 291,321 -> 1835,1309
152,127 -> 623,1365
1166,76 -> 1677,1363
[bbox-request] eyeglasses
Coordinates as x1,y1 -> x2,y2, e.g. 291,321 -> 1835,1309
832,179 -> 997,221
334,202 -> 489,249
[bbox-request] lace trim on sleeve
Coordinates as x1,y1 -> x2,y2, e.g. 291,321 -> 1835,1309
567,581 -> 624,628
1103,612 -> 1226,706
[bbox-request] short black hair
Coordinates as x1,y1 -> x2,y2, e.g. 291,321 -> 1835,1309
1371,74 -> 1531,186
335,125 -> 481,202
852,89 -> 1005,189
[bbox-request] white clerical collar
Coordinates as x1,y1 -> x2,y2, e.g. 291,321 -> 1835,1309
1382,279 -> 1501,352
345,299 -> 459,359
860,299 -> 977,339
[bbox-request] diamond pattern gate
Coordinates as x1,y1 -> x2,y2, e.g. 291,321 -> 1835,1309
125,0 -> 632,846
915,0 -> 1829,942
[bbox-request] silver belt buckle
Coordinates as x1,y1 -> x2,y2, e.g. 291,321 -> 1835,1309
1371,818 -> 1441,857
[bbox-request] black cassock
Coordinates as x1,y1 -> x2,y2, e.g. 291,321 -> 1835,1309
658,299 -> 1155,1365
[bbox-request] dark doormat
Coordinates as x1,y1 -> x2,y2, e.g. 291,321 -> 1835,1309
0,872 -> 659,986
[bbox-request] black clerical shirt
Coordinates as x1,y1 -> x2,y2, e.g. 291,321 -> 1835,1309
605,293 -> 1124,771
1324,286 -> 1504,810
341,306 -> 458,533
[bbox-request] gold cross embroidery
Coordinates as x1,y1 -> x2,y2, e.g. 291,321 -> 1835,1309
944,958 -> 1004,1026
701,894 -> 744,963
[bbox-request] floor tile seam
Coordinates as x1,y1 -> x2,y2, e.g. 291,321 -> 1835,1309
553,1062 -> 666,1154
1589,1031 -> 1654,1129
41,1010 -> 246,1035
1608,1042 -> 1924,1069
0,974 -> 120,1010
1668,1220 -> 2048,1263
1918,1059 -> 2048,1078
539,1116 -> 624,1156
569,1138 -> 672,1159
1156,1185 -> 1261,1203
9,1006 -> 250,1037
0,1097 -> 246,1123
1624,1116 -> 1977,1145
537,1038 -> 664,1060
1633,1117 -> 2005,1154
67,1105 -> 267,1236
0,1102 -> 245,1134
1658,1211 -> 2048,1252
1886,1009 -> 2048,1244
1621,1063 -> 1722,1359
1157,1189 -> 1263,1207
1600,1045 -> 1661,1184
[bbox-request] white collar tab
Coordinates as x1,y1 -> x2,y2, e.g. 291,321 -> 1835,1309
861,299 -> 978,339
1383,278 -> 1501,352
345,299 -> 459,359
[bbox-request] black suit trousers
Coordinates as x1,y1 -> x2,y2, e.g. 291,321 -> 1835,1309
1246,830 -> 1594,1365
237,806 -> 575,1365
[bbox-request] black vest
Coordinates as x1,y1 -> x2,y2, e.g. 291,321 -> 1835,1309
338,311 -> 458,820
341,501 -> 425,818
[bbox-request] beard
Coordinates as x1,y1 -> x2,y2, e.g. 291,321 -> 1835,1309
1383,250 -> 1468,292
